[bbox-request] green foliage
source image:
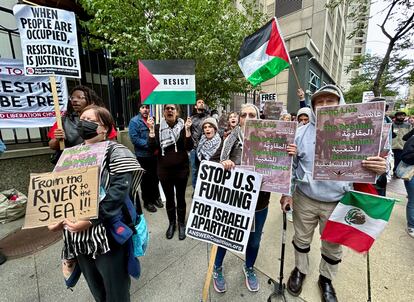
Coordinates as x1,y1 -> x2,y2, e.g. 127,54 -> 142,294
344,53 -> 412,103
79,0 -> 267,106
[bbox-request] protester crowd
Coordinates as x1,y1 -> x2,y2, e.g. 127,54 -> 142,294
0,82 -> 402,302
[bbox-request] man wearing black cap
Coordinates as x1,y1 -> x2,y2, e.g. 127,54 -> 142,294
129,104 -> 163,212
392,111 -> 412,174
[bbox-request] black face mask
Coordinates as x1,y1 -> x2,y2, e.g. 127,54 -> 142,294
77,120 -> 99,140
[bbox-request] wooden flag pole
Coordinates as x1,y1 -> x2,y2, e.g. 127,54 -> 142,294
201,244 -> 218,302
289,63 -> 301,90
49,76 -> 65,150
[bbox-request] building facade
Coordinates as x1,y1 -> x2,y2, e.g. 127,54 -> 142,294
340,1 -> 370,91
254,0 -> 348,113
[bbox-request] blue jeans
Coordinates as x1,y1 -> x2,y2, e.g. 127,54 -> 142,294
214,207 -> 269,268
189,149 -> 199,188
404,178 -> 414,228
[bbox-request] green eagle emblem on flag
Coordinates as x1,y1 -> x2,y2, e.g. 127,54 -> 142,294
344,208 -> 366,225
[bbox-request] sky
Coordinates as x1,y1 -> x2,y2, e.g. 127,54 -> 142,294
366,1 -> 413,97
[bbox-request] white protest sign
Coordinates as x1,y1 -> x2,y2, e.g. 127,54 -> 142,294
186,161 -> 262,254
13,4 -> 81,78
0,59 -> 68,128
362,91 -> 375,103
259,92 -> 276,111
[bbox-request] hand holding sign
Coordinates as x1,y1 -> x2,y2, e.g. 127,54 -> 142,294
286,143 -> 297,156
361,156 -> 387,174
64,219 -> 92,232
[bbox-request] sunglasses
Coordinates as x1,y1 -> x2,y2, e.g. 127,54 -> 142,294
240,112 -> 256,118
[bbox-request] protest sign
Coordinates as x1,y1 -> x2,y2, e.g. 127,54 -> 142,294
186,161 -> 262,254
0,59 -> 68,128
23,166 -> 99,229
260,93 -> 283,120
242,119 -> 296,194
313,102 -> 385,183
139,60 -> 196,104
13,4 -> 81,78
54,141 -> 109,173
362,91 -> 375,103
379,123 -> 392,157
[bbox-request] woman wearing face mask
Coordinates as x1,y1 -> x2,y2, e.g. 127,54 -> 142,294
148,104 -> 193,240
212,104 -> 296,294
49,105 -> 143,302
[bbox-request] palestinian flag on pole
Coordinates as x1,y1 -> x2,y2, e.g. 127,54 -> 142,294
321,191 -> 396,253
138,60 -> 196,104
238,17 -> 291,87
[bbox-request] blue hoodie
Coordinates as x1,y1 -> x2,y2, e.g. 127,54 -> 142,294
290,86 -> 352,202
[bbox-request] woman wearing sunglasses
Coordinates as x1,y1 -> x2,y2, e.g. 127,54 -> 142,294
148,104 -> 193,240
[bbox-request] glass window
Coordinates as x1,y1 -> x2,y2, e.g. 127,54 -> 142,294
308,69 -> 321,93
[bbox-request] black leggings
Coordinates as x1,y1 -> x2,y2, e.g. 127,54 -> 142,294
160,176 -> 188,224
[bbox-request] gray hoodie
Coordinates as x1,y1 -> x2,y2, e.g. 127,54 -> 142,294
291,85 -> 352,202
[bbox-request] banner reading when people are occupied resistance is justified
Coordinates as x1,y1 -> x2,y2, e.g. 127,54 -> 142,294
313,101 -> 385,183
186,161 -> 262,254
13,4 -> 81,78
0,59 -> 68,128
241,119 -> 296,194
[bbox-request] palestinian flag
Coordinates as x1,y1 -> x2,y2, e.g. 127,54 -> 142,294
238,17 -> 291,86
321,191 -> 396,253
138,60 -> 196,104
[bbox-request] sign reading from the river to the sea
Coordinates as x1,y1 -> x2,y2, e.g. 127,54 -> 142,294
313,102 -> 385,183
241,119 -> 296,194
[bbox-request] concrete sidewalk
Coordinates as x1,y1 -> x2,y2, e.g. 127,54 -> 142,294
0,178 -> 413,302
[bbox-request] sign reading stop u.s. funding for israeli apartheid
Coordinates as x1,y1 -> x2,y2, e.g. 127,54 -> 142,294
13,4 -> 81,78
186,161 -> 262,254
23,166 -> 99,229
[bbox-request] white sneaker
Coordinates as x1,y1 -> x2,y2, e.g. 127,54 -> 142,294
407,227 -> 414,238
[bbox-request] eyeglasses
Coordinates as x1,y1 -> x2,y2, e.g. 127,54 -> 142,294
240,112 -> 256,118
164,106 -> 176,111
69,96 -> 86,101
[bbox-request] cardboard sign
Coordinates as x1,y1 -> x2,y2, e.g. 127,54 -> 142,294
13,4 -> 81,77
186,161 -> 262,254
54,141 -> 109,172
242,119 -> 296,194
23,166 -> 99,229
313,102 -> 385,183
0,59 -> 68,128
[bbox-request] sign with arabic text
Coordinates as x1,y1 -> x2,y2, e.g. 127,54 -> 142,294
313,102 -> 385,183
241,120 -> 296,194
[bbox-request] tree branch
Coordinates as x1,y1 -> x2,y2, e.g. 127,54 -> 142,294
379,0 -> 398,40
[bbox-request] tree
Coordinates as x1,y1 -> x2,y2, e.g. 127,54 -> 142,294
79,0 -> 267,105
329,0 -> 414,96
344,53 -> 409,103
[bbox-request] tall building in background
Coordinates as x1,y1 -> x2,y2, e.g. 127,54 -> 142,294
246,0 -> 348,113
340,1 -> 370,91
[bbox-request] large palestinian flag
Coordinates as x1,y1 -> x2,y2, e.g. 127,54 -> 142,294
321,191 -> 396,253
238,17 -> 291,87
138,60 -> 196,104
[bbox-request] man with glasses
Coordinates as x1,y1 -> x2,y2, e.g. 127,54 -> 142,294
129,104 -> 163,213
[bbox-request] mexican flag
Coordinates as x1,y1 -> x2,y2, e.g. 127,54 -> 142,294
238,17 -> 291,87
321,191 -> 396,253
138,60 -> 196,104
